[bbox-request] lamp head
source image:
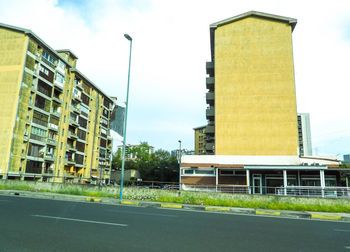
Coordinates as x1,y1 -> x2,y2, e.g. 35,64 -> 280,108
124,34 -> 132,41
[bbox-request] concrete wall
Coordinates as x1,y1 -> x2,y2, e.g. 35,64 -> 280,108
0,28 -> 28,175
214,16 -> 298,155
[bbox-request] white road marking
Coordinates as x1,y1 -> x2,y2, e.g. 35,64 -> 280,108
106,209 -> 177,218
334,229 -> 350,232
32,215 -> 128,227
345,246 -> 350,249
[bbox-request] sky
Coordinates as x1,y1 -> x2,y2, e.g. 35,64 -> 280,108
0,0 -> 350,157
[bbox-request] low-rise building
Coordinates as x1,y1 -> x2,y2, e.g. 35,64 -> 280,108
180,155 -> 350,196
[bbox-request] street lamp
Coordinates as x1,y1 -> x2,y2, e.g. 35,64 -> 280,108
120,33 -> 133,200
178,140 -> 182,192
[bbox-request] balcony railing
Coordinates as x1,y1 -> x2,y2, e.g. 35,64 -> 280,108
206,77 -> 214,91
30,134 -> 45,143
51,110 -> 61,118
52,96 -> 62,104
71,106 -> 80,114
68,131 -> 78,139
48,123 -> 59,131
46,138 -> 57,146
41,56 -> 56,69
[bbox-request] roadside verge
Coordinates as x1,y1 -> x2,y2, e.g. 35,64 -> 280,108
1,189 -> 350,222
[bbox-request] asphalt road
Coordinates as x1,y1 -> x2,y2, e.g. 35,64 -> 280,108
0,195 -> 350,252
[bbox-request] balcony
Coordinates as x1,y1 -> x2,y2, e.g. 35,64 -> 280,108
206,92 -> 214,105
206,61 -> 214,76
41,56 -> 56,69
46,138 -> 57,146
206,125 -> 215,134
54,81 -> 64,91
48,123 -> 59,132
70,106 -> 80,114
30,134 -> 46,143
52,96 -> 62,104
63,171 -> 75,178
206,107 -> 215,120
72,94 -> 82,102
44,154 -> 56,162
51,110 -> 61,118
65,158 -> 75,165
67,144 -> 77,152
74,81 -> 83,90
68,131 -> 78,139
205,142 -> 215,152
69,118 -> 79,127
206,77 -> 214,91
43,168 -> 54,177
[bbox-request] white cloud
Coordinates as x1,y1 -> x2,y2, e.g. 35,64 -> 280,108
1,0 -> 350,153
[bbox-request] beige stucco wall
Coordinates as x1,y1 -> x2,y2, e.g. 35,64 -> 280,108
214,17 -> 298,155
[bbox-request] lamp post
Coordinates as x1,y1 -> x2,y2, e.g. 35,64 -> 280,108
178,140 -> 182,191
120,33 -> 132,200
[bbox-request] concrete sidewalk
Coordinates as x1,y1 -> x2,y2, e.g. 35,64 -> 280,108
1,189 -> 350,222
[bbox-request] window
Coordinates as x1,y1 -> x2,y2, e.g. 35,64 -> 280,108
39,65 -> 49,75
64,115 -> 66,123
27,143 -> 45,157
31,126 -> 47,137
42,50 -> 55,64
72,88 -> 81,99
75,154 -> 84,164
55,72 -> 65,84
58,60 -> 65,71
77,129 -> 86,140
76,142 -> 85,152
80,105 -> 89,117
78,117 -> 87,129
81,93 -> 89,106
65,102 -> 67,110
66,90 -> 69,97
182,168 -> 215,176
46,146 -> 54,156
62,129 -> 64,136
60,142 -> 63,150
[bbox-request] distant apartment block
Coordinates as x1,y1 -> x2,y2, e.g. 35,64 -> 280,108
193,125 -> 207,155
297,113 -> 312,156
0,23 -> 114,184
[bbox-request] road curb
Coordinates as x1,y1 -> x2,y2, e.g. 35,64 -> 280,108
160,204 -> 182,209
205,206 -> 230,212
310,213 -> 342,220
1,190 -> 349,222
256,209 -> 281,216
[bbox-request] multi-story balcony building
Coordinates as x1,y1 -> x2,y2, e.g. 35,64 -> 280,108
0,23 -> 113,184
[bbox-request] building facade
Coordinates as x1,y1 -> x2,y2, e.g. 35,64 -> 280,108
193,125 -> 206,155
297,113 -> 312,156
205,11 -> 299,155
0,23 -> 113,184
180,155 -> 349,196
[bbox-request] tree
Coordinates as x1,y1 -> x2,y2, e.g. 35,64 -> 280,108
111,142 -> 179,182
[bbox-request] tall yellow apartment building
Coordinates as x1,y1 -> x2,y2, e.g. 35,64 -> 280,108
0,23 -> 113,184
205,11 -> 299,156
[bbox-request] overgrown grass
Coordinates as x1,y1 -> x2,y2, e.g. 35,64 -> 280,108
1,180 -> 349,213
